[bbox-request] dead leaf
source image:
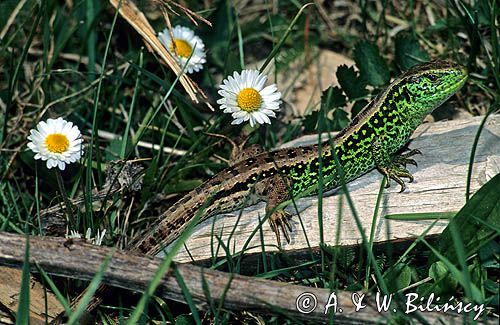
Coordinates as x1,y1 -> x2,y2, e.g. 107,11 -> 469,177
108,0 -> 212,109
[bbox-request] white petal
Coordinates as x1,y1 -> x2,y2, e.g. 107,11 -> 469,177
263,92 -> 282,102
261,109 -> 277,117
232,110 -> 248,119
27,142 -> 36,150
58,161 -> 66,170
252,112 -> 265,124
250,70 -> 261,86
248,116 -> 256,127
259,112 -> 272,124
38,121 -> 50,135
254,74 -> 267,91
218,89 -> 229,97
261,84 -> 278,96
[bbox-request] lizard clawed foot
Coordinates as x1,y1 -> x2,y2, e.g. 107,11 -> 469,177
393,149 -> 422,167
401,148 -> 422,158
380,149 -> 421,192
268,210 -> 293,247
381,165 -> 414,192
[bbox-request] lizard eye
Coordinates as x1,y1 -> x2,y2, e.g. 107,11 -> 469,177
428,74 -> 438,81
410,76 -> 421,84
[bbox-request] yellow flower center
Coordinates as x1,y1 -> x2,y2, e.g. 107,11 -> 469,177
45,133 -> 69,153
237,88 -> 262,112
170,39 -> 193,58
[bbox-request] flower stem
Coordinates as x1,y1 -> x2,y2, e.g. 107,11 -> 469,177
55,169 -> 75,227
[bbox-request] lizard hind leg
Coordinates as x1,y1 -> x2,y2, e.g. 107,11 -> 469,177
268,210 -> 293,247
261,174 -> 294,247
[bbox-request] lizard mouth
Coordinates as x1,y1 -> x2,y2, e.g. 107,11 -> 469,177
454,67 -> 468,86
455,69 -> 469,86
430,71 -> 468,101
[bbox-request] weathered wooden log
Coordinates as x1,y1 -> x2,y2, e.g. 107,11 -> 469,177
0,232 -> 483,323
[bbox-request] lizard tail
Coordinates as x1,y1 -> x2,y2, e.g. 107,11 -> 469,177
127,187 -> 212,255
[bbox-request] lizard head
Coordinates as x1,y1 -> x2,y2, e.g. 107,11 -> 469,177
402,60 -> 468,115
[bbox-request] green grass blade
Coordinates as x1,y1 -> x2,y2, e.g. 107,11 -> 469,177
36,264 -> 72,317
422,239 -> 483,302
316,87 -> 331,274
214,272 -> 234,323
235,13 -> 245,69
2,2 -> 42,143
465,102 -> 498,201
364,178 -> 386,290
85,0 -> 122,223
170,266 -> 202,324
67,250 -> 115,324
120,50 -> 143,158
86,0 -> 97,79
126,197 -> 213,324
385,211 -> 456,220
435,172 -> 500,266
15,234 -> 30,325
259,3 -> 313,73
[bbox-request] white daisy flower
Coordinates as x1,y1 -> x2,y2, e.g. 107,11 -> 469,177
27,117 -> 84,171
217,70 -> 282,127
158,25 -> 206,74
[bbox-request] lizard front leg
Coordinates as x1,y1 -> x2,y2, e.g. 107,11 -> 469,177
257,174 -> 294,247
372,139 -> 421,192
